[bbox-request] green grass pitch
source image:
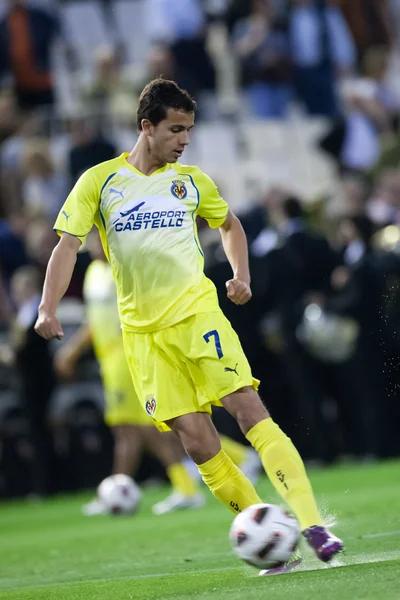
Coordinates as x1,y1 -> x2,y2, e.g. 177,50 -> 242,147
1,460 -> 400,599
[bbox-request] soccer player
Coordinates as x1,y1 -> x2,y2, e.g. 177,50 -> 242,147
35,79 -> 343,574
54,230 -> 203,515
55,230 -> 260,512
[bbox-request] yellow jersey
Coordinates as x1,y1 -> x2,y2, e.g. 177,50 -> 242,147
83,259 -> 122,361
54,153 -> 228,332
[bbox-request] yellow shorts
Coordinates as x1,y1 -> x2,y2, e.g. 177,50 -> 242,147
122,311 -> 259,431
100,351 -> 153,427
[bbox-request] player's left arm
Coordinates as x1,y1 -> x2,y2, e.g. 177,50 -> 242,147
219,210 -> 252,306
194,168 -> 252,306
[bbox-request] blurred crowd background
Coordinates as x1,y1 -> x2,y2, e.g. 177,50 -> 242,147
1,0 -> 400,499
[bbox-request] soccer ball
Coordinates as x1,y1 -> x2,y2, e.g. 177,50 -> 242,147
97,474 -> 141,515
229,503 -> 300,569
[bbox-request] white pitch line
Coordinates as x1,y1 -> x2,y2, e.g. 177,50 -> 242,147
361,530 -> 400,539
0,566 -> 241,593
1,550 -> 399,594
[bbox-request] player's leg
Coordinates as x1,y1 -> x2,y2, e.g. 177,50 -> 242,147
220,388 -> 322,530
186,310 -> 342,565
139,426 -> 204,514
219,434 -> 261,485
167,412 -> 262,514
221,387 -> 343,562
182,432 -> 262,485
111,424 -> 143,476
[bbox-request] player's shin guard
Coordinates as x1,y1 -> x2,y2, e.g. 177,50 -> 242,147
197,450 -> 262,514
246,418 -> 323,530
167,463 -> 199,496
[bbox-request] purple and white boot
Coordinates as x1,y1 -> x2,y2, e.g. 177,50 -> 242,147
259,549 -> 302,576
302,526 -> 344,562
259,526 -> 343,576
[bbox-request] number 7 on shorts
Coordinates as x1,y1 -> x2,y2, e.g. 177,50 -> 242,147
203,330 -> 223,359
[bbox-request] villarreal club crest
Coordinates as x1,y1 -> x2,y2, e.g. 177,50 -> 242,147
171,180 -> 187,200
145,396 -> 157,416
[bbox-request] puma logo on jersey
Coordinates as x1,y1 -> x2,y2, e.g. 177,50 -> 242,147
224,363 -> 239,376
110,187 -> 126,199
61,210 -> 71,220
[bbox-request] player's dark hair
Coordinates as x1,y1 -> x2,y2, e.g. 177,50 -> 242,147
137,79 -> 197,131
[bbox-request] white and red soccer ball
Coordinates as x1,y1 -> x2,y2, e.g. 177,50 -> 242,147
97,474 -> 141,515
230,503 -> 300,569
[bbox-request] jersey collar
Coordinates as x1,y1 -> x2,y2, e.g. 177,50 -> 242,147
121,153 -> 171,177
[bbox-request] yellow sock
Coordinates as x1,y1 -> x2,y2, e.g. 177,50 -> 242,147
167,463 -> 198,496
219,434 -> 248,467
246,418 -> 323,530
197,450 -> 262,515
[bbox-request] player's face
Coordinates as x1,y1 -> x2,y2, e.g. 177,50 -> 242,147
150,109 -> 194,163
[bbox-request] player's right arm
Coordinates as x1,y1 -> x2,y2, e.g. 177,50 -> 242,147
35,234 -> 81,340
35,167 -> 102,340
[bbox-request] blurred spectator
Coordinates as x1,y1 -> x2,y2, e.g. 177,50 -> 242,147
246,186 -> 291,252
147,44 -> 175,84
0,112 -> 43,215
24,216 -> 57,271
337,213 -> 376,265
21,138 -> 67,220
9,265 -> 56,494
0,210 -> 29,295
67,119 -> 116,185
224,0 -> 252,33
156,0 -> 216,116
233,0 -> 292,118
366,168 -> 400,226
0,90 -> 19,145
339,82 -> 387,171
0,0 -> 60,111
340,0 -> 393,63
326,173 -> 369,221
319,79 -> 390,173
80,45 -> 139,121
288,0 -> 356,116
361,46 -> 400,113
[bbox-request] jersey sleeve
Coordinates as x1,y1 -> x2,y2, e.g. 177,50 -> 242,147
54,168 -> 100,243
193,169 -> 229,228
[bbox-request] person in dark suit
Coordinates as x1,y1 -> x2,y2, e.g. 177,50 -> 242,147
255,197 -> 339,461
10,265 -> 56,494
325,215 -> 392,458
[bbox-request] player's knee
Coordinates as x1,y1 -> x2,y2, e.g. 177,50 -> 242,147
168,413 -> 221,464
221,387 -> 270,434
184,439 -> 217,465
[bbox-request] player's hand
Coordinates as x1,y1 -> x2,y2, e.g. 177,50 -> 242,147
34,310 -> 64,340
54,347 -> 75,379
226,279 -> 252,305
